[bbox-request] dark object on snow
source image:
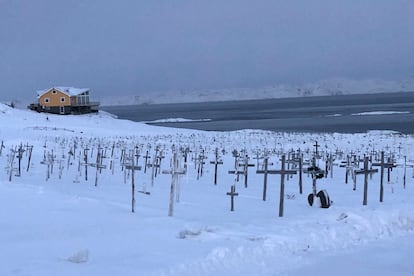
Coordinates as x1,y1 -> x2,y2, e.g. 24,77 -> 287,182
317,190 -> 331,208
306,166 -> 324,179
308,190 -> 331,208
307,193 -> 314,206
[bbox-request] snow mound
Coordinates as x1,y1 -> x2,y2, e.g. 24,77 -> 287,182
67,249 -> 89,264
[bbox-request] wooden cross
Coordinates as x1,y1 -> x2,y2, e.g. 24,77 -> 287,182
124,155 -> 142,213
256,156 -> 272,201
194,150 -> 207,180
108,143 -> 115,171
210,148 -> 223,185
397,144 -> 403,158
148,155 -> 160,186
228,167 -> 245,182
134,145 -> 141,165
142,150 -> 151,173
82,148 -> 90,181
86,150 -> 107,187
372,151 -> 396,202
162,152 -> 186,216
181,147 -> 191,170
226,185 -> 239,211
258,155 -> 296,217
26,145 -> 33,172
40,151 -> 56,181
355,157 -> 378,206
285,153 -> 303,191
16,144 -> 25,177
0,140 -> 5,156
398,156 -> 408,189
313,141 -> 320,157
273,155 -> 297,217
239,155 -> 255,188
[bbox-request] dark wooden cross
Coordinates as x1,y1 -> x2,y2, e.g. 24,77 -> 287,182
258,155 -> 296,217
16,144 -> 25,177
226,185 -> 239,211
26,145 -> 33,172
313,141 -> 320,157
210,148 -> 223,185
355,157 -> 378,206
273,155 -> 297,217
372,151 -> 396,202
256,156 -> 272,201
82,148 -> 90,181
181,147 -> 191,170
142,150 -> 151,173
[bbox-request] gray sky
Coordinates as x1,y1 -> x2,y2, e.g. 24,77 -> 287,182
1,0 -> 413,101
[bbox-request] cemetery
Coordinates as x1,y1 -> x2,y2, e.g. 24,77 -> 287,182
1,104 -> 414,275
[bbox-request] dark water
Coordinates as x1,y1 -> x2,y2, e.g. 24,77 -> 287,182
102,92 -> 414,134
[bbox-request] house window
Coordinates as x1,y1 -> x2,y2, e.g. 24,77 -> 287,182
60,97 -> 65,103
44,98 -> 50,103
52,90 -> 57,94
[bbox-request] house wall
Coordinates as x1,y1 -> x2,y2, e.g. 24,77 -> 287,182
38,88 -> 71,107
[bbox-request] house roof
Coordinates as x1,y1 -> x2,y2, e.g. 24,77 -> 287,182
37,87 -> 89,98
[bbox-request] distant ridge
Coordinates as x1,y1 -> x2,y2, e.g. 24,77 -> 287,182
100,77 -> 414,106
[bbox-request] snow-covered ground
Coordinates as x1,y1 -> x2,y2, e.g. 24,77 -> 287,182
100,77 -> 414,106
1,103 -> 414,276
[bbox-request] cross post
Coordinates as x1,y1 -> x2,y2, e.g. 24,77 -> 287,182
256,157 -> 272,201
226,185 -> 239,211
210,148 -> 223,185
162,152 -> 186,216
355,157 -> 378,206
372,151 -> 395,202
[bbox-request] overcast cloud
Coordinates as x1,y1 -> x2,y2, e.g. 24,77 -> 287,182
1,0 -> 413,101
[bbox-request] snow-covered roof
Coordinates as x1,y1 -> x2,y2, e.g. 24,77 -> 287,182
37,87 -> 89,98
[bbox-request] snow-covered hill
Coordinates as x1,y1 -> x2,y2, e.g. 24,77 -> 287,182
101,77 -> 414,106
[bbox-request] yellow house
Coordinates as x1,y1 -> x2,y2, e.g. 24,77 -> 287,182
29,87 -> 99,114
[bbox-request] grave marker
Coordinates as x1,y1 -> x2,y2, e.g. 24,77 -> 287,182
162,152 -> 186,216
372,151 -> 395,202
226,185 -> 239,211
355,157 -> 378,206
256,157 -> 272,201
124,155 -> 142,213
239,155 -> 255,188
209,148 -> 223,185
